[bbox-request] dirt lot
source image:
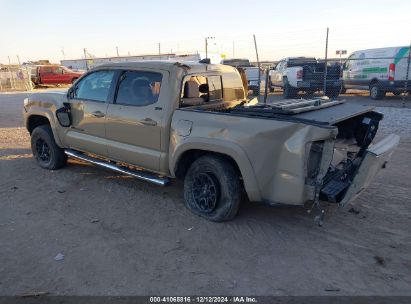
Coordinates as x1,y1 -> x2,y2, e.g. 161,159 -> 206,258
0,90 -> 410,296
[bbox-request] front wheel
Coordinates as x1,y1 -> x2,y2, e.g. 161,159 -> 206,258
184,155 -> 241,222
31,125 -> 67,170
370,82 -> 386,100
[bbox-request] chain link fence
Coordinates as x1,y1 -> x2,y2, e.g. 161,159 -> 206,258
0,66 -> 32,92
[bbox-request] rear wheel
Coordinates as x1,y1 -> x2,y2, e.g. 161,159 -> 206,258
31,125 -> 67,170
325,86 -> 340,99
184,155 -> 241,222
370,82 -> 386,100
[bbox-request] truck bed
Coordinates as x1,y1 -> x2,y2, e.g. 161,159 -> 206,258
222,99 -> 375,126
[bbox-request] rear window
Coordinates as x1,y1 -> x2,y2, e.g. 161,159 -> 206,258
207,76 -> 223,101
222,72 -> 245,101
180,73 -> 245,107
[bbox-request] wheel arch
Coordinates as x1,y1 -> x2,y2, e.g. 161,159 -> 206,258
26,113 -> 64,147
170,140 -> 262,202
27,114 -> 51,134
369,78 -> 380,86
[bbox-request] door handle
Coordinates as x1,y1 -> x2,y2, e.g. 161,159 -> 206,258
91,111 -> 105,118
140,118 -> 157,126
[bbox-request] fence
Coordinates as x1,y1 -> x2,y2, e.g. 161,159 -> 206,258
0,66 -> 32,92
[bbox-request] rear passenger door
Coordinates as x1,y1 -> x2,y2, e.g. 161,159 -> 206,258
105,70 -> 166,172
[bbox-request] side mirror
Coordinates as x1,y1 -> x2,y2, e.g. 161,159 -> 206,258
56,104 -> 72,127
67,87 -> 75,99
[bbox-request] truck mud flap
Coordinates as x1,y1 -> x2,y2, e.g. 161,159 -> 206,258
337,134 -> 400,207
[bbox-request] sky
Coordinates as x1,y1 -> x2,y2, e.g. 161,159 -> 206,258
1,0 -> 410,64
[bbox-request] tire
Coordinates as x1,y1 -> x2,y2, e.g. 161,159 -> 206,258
184,155 -> 241,222
283,79 -> 297,99
325,87 -> 340,99
31,125 -> 67,170
369,82 -> 386,100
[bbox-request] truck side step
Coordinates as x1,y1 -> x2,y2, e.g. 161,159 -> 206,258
64,149 -> 170,186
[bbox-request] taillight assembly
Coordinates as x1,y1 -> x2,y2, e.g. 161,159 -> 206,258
296,69 -> 303,79
388,63 -> 395,81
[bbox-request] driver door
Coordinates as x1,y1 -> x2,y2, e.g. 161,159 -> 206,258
64,70 -> 117,157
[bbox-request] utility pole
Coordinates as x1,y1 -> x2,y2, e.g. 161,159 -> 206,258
116,46 -> 119,57
253,34 -> 261,102
205,36 -> 215,59
83,48 -> 88,71
323,27 -> 329,96
263,66 -> 270,104
158,43 -> 161,55
402,41 -> 411,106
16,55 -> 21,65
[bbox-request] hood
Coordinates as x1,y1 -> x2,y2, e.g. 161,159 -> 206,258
29,90 -> 68,108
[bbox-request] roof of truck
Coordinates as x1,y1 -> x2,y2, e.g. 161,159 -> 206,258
95,60 -> 237,74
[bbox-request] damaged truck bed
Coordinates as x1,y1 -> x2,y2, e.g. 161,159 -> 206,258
180,98 -> 399,208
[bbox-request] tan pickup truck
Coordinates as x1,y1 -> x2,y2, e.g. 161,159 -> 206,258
23,61 -> 399,222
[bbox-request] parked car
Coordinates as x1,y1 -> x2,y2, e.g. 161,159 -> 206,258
342,46 -> 411,99
243,66 -> 263,95
30,65 -> 83,87
23,61 -> 399,222
269,57 -> 342,98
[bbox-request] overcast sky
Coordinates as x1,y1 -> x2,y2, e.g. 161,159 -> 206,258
1,0 -> 410,64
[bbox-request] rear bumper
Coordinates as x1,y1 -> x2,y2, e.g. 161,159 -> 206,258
321,134 -> 400,207
297,80 -> 342,89
378,80 -> 411,92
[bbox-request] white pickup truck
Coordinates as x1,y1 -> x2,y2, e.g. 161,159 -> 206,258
269,57 -> 342,98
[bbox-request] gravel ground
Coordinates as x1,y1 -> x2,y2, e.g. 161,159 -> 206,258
0,90 -> 410,296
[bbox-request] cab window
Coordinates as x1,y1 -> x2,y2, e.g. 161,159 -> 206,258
74,70 -> 115,102
180,75 -> 223,107
115,71 -> 162,106
208,76 -> 223,101
222,72 -> 245,101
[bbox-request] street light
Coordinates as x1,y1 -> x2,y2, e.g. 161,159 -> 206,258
205,36 -> 215,59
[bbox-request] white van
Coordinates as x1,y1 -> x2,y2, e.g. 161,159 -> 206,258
342,46 -> 410,99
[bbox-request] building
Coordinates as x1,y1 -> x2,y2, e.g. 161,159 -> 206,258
61,52 -> 223,71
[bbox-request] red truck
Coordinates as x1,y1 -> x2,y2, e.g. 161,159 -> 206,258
31,65 -> 83,87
